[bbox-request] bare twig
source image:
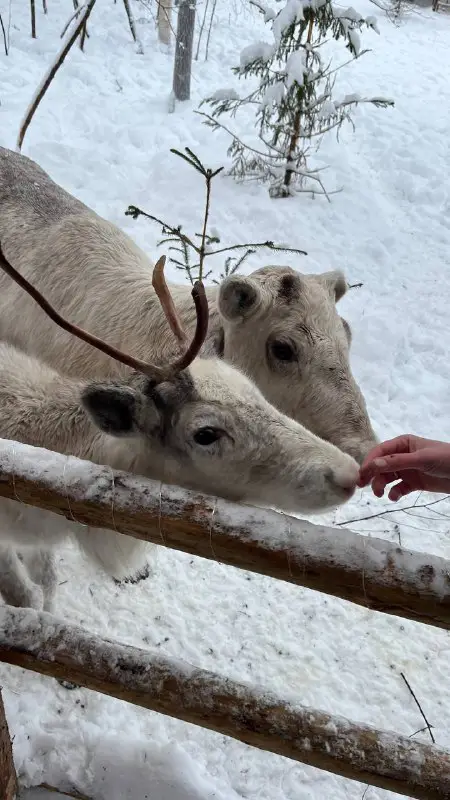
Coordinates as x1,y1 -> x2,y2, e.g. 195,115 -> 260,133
122,0 -> 143,51
122,0 -> 137,40
6,0 -> 11,52
79,20 -> 87,51
337,495 -> 450,527
204,0 -> 218,61
17,0 -> 98,151
194,0 -> 210,60
30,0 -> 36,38
39,785 -> 91,800
401,672 -> 435,744
0,10 -> 8,55
60,4 -> 85,39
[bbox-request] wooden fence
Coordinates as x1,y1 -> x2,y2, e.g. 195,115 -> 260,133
0,438 -> 450,799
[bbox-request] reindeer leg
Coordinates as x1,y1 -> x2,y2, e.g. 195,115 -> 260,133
75,526 -> 154,585
0,545 -> 44,609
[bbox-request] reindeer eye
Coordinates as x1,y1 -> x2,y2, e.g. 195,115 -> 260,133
270,341 -> 296,362
193,427 -> 222,446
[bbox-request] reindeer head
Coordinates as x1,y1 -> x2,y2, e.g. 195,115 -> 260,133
0,249 -> 359,514
216,265 -> 377,464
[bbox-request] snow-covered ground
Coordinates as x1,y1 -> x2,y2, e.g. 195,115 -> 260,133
1,0 -> 450,798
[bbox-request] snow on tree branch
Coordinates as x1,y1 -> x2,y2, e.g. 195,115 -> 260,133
200,0 -> 394,198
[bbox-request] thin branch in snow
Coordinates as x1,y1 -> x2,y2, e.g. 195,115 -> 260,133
400,672 -> 435,744
204,0 -> 218,61
0,10 -> 8,55
39,784 -> 90,800
30,0 -> 36,38
123,0 -> 144,52
17,0 -> 98,152
336,494 -> 450,527
79,23 -> 88,52
60,4 -> 85,39
194,0 -> 210,60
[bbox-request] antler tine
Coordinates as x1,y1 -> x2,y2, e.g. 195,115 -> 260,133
166,279 -> 209,375
150,255 -> 209,375
0,244 -> 209,384
152,255 -> 188,347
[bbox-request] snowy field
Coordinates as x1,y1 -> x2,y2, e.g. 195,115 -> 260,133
1,0 -> 450,798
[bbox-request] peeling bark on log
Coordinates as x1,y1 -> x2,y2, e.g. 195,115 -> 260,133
0,440 -> 449,630
0,606 -> 449,800
0,689 -> 17,800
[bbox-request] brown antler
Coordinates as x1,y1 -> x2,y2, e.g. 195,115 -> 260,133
152,256 -> 188,348
0,246 -> 209,383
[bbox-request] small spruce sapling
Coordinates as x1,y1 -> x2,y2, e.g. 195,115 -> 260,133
125,147 -> 307,285
198,1 -> 394,198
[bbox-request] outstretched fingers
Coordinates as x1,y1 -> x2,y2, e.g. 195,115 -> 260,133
358,450 -> 423,487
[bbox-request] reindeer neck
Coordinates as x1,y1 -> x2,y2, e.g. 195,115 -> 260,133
9,375 -> 106,462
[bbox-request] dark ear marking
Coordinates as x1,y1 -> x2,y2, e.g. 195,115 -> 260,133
277,273 -> 301,303
81,385 -> 137,436
218,276 -> 261,322
237,284 -> 258,310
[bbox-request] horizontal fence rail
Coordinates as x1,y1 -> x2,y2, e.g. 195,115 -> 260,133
1,605 -> 450,800
0,439 -> 449,629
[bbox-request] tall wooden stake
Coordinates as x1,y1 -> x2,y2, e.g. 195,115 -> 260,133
0,689 -> 17,800
172,0 -> 196,101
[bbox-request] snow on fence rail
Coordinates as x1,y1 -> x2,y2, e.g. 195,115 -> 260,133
1,605 -> 450,800
2,438 -> 450,799
0,439 -> 449,629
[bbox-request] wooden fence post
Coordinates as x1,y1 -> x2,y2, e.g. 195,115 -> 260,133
0,689 -> 17,800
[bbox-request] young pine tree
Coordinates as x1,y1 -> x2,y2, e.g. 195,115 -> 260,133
199,1 -> 394,198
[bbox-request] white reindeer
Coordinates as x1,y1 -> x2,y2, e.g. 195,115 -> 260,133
0,146 -> 376,466
0,250 -> 358,610
0,146 -> 375,590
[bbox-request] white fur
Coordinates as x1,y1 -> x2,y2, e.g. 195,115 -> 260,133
0,146 -> 377,463
0,146 -> 375,608
0,342 -> 359,607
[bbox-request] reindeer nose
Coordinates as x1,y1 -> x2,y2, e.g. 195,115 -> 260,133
326,459 -> 359,497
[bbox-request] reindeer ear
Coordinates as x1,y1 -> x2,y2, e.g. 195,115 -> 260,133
81,385 -> 148,437
218,275 -> 262,322
318,270 -> 348,303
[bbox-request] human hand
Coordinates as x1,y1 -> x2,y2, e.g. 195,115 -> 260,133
357,434 -> 450,500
